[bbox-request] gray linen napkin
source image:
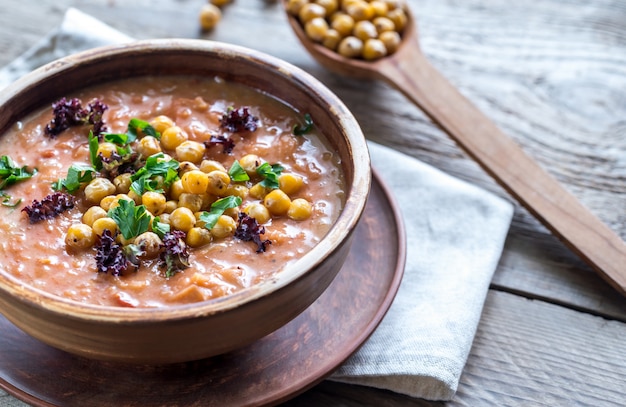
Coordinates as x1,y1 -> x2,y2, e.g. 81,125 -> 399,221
0,8 -> 514,403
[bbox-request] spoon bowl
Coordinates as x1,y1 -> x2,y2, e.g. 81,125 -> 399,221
284,1 -> 626,296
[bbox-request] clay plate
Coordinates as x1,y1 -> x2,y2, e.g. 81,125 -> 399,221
0,169 -> 406,407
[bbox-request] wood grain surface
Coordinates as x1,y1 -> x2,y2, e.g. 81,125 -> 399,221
1,0 -> 625,406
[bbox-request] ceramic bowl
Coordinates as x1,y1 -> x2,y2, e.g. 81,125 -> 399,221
0,39 -> 371,364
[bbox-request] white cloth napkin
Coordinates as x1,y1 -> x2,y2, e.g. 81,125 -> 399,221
0,8 -> 514,403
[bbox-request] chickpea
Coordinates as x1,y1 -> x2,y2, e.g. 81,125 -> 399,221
249,182 -> 271,200
286,0 -> 309,15
316,0 -> 338,15
178,193 -> 204,213
353,20 -> 378,41
82,206 -> 108,227
149,115 -> 175,134
186,227 -> 213,248
142,191 -> 167,215
170,207 -> 196,232
322,29 -> 342,51
108,194 -> 133,210
305,17 -> 329,43
287,198 -> 313,221
136,135 -> 162,158
199,4 -> 222,31
279,173 -> 304,195
337,36 -> 364,58
330,13 -> 355,37
65,224 -> 96,251
160,126 -> 189,150
92,217 -> 119,236
238,154 -> 260,176
224,184 -> 249,200
128,189 -> 142,205
206,170 -> 231,196
372,16 -> 395,34
199,159 -> 226,173
244,202 -> 271,224
178,161 -> 200,175
379,30 -> 401,54
345,0 -> 374,21
169,179 -> 185,201
264,189 -> 291,216
113,173 -> 132,194
387,7 -> 407,31
298,3 -> 326,23
134,232 -> 163,259
85,177 -> 116,204
96,142 -> 117,160
176,140 -> 206,163
158,213 -> 172,225
210,215 -> 237,239
99,195 -> 117,211
362,38 -> 388,60
164,200 -> 178,214
370,0 -> 389,16
210,0 -> 232,7
181,170 -> 210,195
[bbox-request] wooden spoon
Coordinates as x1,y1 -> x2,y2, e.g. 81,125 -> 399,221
284,4 -> 626,296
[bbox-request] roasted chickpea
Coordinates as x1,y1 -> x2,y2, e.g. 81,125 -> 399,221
316,0 -> 338,14
164,200 -> 178,214
160,126 -> 189,150
178,193 -> 204,213
206,170 -> 231,196
244,202 -> 271,224
279,173 -> 304,195
178,161 -> 200,175
353,20 -> 377,41
142,191 -> 167,215
249,182 -> 271,199
370,0 -> 389,16
210,0 -> 232,7
176,140 -> 206,163
210,215 -> 237,239
224,184 -> 249,200
264,189 -> 291,216
170,207 -> 196,232
387,7 -> 407,31
362,38 -> 388,60
330,13 -> 355,37
113,173 -> 132,194
345,0 -> 374,21
287,198 -> 313,221
337,36 -> 364,58
108,194 -> 133,210
128,189 -> 142,205
65,224 -> 96,250
286,0 -> 309,15
305,17 -> 329,42
99,195 -> 117,211
379,30 -> 401,54
134,232 -> 163,259
92,217 -> 119,236
372,16 -> 395,33
169,179 -> 185,201
82,206 -> 108,227
149,115 -> 175,134
186,227 -> 213,248
238,154 -> 260,176
136,135 -> 162,157
322,29 -> 342,50
199,4 -> 222,31
85,178 -> 116,204
199,159 -> 226,173
181,170 -> 210,194
96,142 -> 117,160
298,2 -> 326,23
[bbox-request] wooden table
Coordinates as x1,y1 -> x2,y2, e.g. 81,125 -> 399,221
1,0 -> 625,405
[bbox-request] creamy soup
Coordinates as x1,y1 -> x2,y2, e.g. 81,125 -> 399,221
0,76 -> 345,307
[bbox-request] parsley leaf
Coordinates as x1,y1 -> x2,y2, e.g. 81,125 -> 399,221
293,113 -> 314,136
199,196 -> 242,230
256,162 -> 284,189
0,155 -> 37,192
88,131 -> 102,170
130,153 -> 180,195
128,118 -> 160,140
228,160 -> 250,182
152,216 -> 171,239
108,199 -> 151,240
52,163 -> 96,193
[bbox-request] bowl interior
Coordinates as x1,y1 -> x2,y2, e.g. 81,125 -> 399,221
0,39 -> 371,321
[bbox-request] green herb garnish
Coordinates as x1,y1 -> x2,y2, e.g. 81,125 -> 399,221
199,195 -> 242,230
256,162 -> 284,189
130,153 -> 180,195
128,118 -> 160,140
108,199 -> 151,240
52,163 -> 96,193
152,216 -> 171,239
293,113 -> 314,136
228,160 -> 250,182
0,155 -> 37,190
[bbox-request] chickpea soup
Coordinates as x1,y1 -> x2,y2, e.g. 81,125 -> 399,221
0,76 -> 346,308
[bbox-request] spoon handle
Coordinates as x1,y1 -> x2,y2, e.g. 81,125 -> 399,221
378,40 -> 626,295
